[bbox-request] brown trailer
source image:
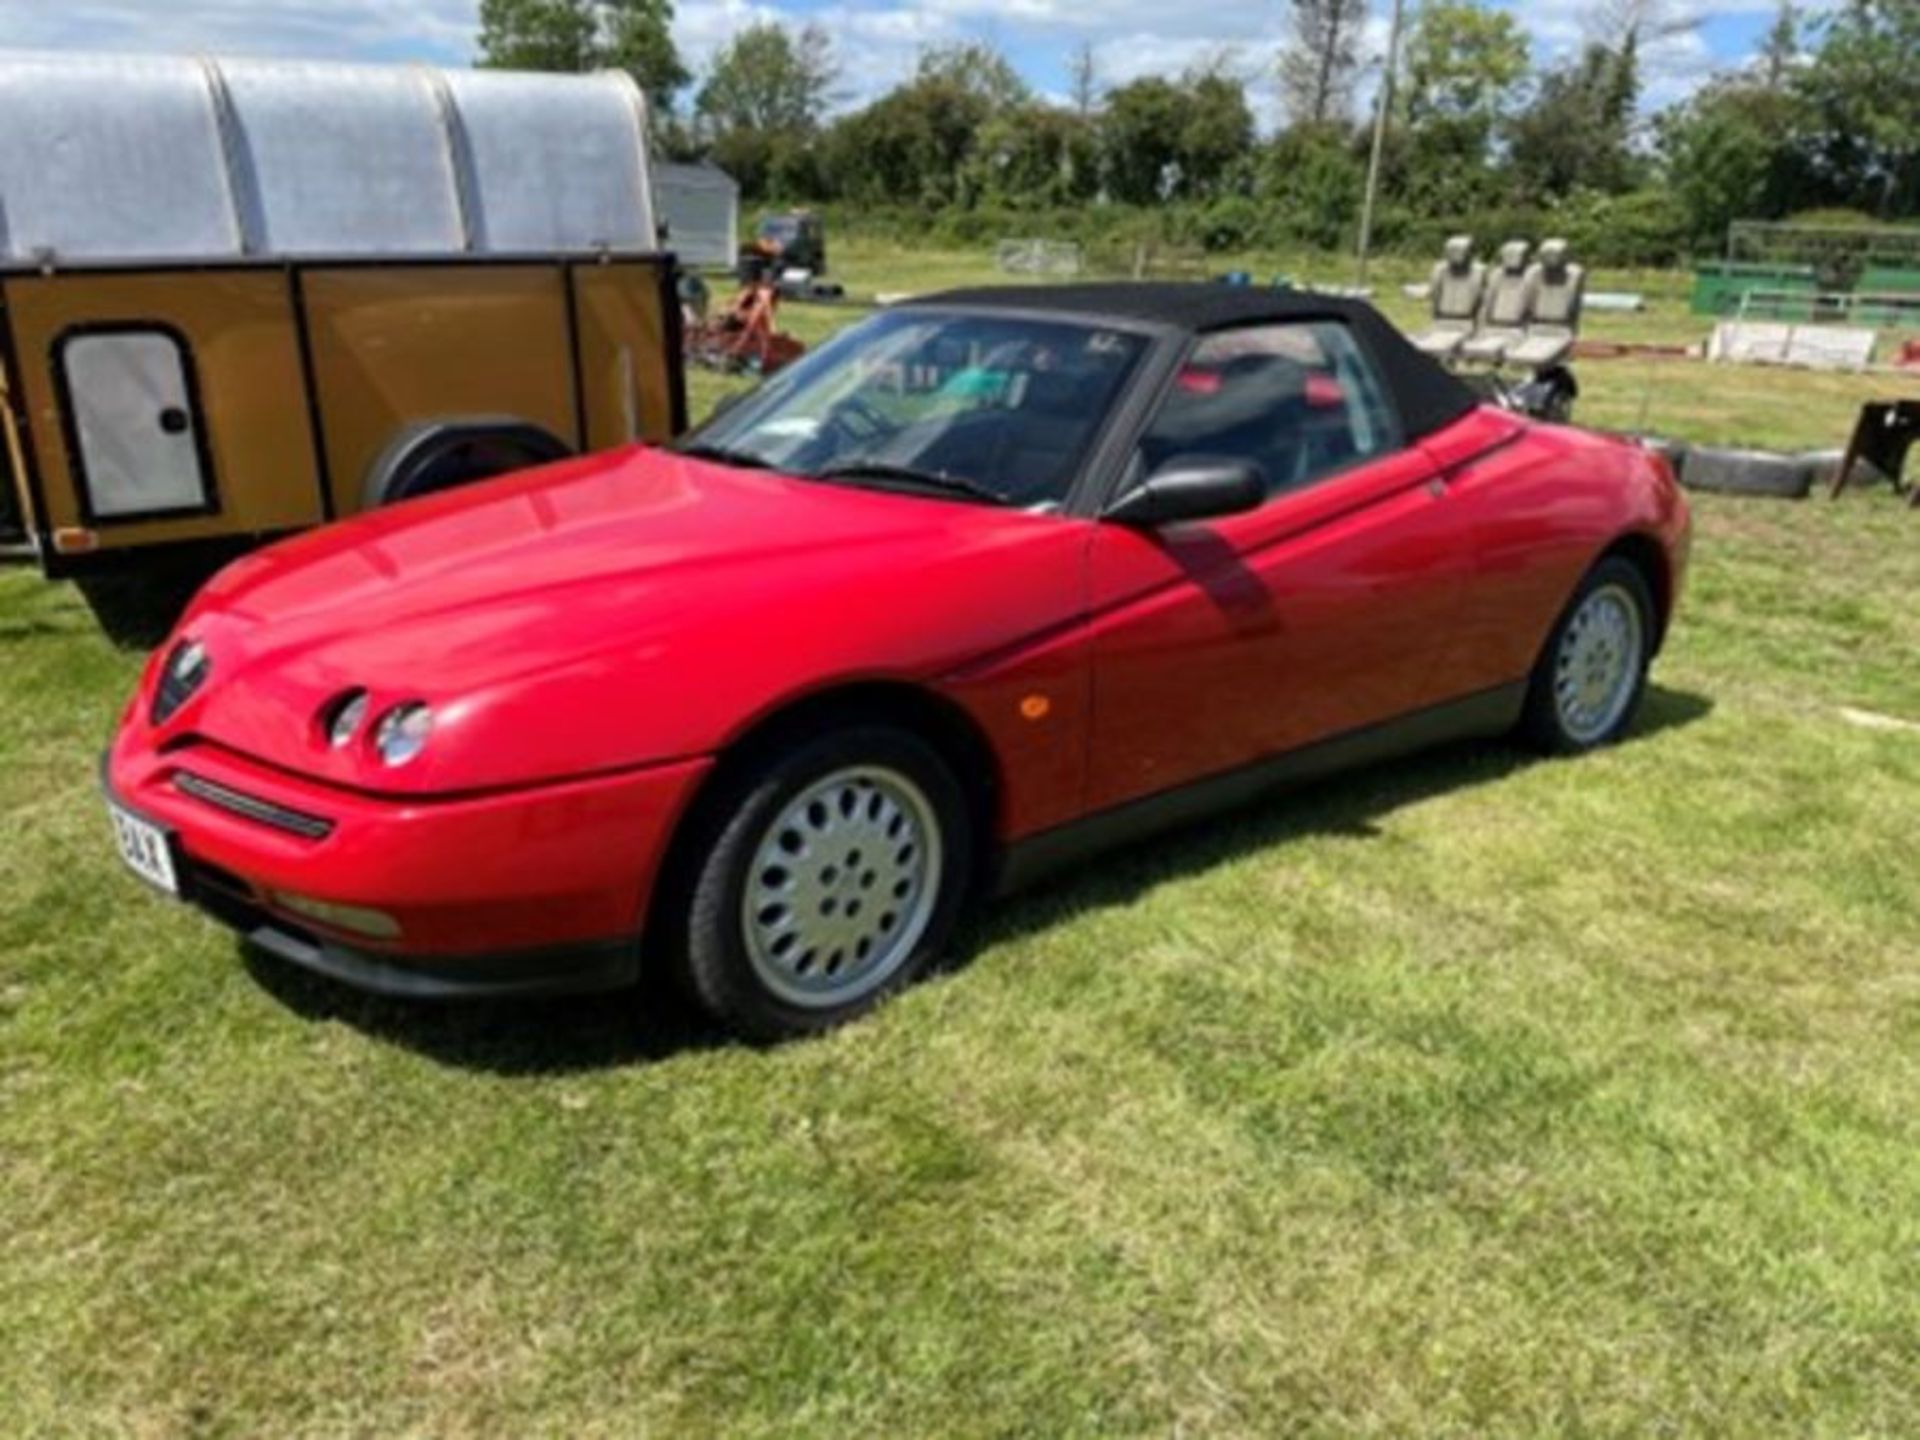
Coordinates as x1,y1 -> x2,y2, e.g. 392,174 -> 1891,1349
0,52 -> 686,577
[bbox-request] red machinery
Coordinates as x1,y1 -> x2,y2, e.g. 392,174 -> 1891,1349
686,279 -> 806,376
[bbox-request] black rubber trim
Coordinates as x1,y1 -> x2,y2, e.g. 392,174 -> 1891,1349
994,682 -> 1526,895
242,921 -> 640,1001
657,252 -> 690,436
286,265 -> 337,522
561,260 -> 589,449
173,769 -> 336,840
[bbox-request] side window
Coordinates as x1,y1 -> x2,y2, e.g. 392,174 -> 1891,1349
1137,321 -> 1400,499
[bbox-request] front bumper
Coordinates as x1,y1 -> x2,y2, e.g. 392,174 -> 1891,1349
103,733 -> 711,1000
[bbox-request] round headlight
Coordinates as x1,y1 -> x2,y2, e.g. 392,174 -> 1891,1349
324,689 -> 369,749
372,702 -> 433,767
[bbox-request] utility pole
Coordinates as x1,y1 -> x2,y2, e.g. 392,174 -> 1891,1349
1355,0 -> 1406,288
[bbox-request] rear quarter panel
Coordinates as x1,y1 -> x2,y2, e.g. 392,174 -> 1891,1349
1425,413 -> 1687,687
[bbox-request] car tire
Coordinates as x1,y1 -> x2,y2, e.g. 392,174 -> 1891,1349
1517,556 -> 1656,756
1676,445 -> 1814,499
1800,447 -> 1894,492
664,725 -> 973,1042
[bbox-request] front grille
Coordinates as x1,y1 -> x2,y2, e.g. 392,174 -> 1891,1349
173,770 -> 335,840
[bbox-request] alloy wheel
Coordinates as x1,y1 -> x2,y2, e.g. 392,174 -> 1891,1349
1552,581 -> 1645,744
740,765 -> 943,1009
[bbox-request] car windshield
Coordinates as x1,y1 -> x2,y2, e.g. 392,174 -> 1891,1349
683,309 -> 1150,510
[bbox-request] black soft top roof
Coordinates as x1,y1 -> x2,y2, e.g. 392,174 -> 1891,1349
911,282 -> 1480,442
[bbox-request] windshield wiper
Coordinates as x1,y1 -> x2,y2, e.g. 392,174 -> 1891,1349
809,461 -> 1010,506
674,440 -> 775,470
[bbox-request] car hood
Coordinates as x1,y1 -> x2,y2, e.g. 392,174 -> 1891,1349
159,446 -> 1088,794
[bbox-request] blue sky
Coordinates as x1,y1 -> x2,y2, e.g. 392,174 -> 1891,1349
0,0 -> 1814,120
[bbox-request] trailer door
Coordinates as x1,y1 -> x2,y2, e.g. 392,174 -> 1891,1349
58,327 -> 213,521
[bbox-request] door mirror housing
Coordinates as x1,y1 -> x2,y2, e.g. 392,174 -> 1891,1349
1104,456 -> 1266,527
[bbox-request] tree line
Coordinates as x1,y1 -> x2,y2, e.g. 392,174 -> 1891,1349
476,0 -> 1920,266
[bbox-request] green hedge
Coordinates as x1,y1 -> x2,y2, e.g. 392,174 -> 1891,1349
772,189 -> 1694,270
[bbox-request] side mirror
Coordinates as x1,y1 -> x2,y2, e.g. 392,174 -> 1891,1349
1104,456 -> 1266,527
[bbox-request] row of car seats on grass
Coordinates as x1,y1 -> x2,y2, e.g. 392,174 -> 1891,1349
1414,237 -> 1588,371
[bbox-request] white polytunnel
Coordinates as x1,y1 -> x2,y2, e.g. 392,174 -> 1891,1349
0,49 -> 658,264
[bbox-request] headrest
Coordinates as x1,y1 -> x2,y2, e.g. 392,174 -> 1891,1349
1538,238 -> 1570,273
1443,235 -> 1474,268
1498,239 -> 1531,273
1154,355 -> 1305,443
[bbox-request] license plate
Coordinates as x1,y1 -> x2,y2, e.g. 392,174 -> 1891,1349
108,802 -> 179,896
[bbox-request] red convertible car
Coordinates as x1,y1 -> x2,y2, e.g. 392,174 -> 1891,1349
104,285 -> 1689,1040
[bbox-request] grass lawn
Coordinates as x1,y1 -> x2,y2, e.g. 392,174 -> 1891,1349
5,244 -> 1920,1434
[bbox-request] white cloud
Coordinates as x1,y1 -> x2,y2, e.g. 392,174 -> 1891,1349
0,0 -> 474,62
0,0 -> 1828,122
676,0 -> 788,53
807,5 -> 965,102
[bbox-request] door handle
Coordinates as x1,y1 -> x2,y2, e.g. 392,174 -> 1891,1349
157,406 -> 190,436
1425,476 -> 1448,498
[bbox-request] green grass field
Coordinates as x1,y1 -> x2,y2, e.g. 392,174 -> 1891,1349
5,244 -> 1920,1434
